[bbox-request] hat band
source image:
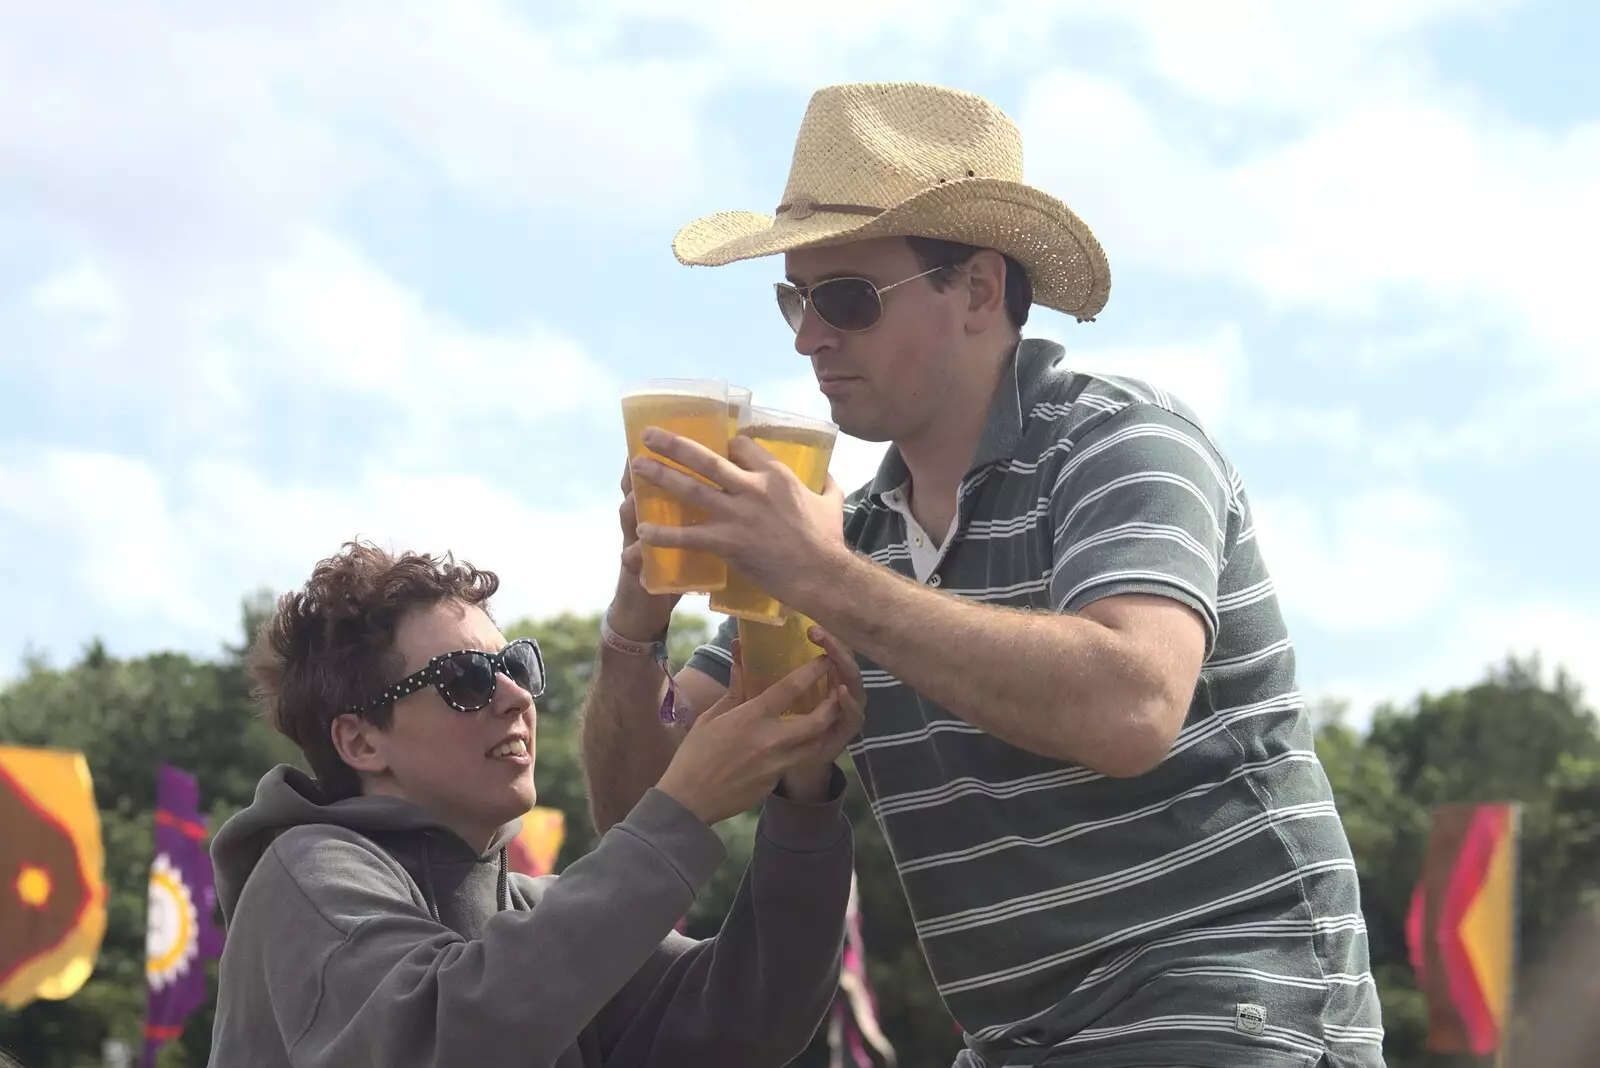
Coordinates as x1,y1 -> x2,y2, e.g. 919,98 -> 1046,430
774,198 -> 885,222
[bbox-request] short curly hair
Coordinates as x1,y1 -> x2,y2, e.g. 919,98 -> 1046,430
249,539 -> 500,800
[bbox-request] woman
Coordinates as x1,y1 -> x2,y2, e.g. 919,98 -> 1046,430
208,540 -> 862,1067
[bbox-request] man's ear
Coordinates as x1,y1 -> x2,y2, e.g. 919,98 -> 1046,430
330,713 -> 390,775
962,248 -> 1008,333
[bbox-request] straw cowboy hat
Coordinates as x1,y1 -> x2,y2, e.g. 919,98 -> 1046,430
672,81 -> 1112,322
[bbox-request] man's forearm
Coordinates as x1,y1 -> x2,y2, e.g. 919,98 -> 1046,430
579,646 -> 684,834
792,551 -> 1175,776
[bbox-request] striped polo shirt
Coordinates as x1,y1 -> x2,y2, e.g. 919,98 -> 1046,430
687,339 -> 1385,1068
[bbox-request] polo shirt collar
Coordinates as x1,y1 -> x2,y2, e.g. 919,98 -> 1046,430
868,337 -> 1066,500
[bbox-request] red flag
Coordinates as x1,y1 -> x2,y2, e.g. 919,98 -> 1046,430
1405,802 -> 1520,1056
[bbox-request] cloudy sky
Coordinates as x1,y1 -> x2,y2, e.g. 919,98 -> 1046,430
2,0 -> 1595,722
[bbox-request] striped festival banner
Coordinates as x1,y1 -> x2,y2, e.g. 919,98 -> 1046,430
828,871 -> 896,1068
1405,801 -> 1521,1060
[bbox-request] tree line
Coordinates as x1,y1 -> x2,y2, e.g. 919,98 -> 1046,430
1,594 -> 1595,1067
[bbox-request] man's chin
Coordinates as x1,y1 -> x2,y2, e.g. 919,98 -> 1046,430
833,411 -> 892,444
821,397 -> 872,440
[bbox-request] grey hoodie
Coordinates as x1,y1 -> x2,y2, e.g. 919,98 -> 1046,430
207,764 -> 853,1067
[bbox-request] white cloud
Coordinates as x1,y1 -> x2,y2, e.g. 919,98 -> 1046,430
0,1 -> 700,676
1250,488 -> 1469,632
177,457 -> 626,627
1019,45 -> 1599,400
0,0 -> 739,245
5,222 -> 618,476
0,446 -> 628,671
1443,601 -> 1600,709
0,2 -> 371,273
12,0 -> 1582,407
1103,0 -> 1525,116
25,262 -> 128,351
0,450 -> 211,634
276,1 -> 734,218
1309,599 -> 1600,726
1068,327 -> 1247,435
597,0 -> 1524,104
251,232 -> 620,457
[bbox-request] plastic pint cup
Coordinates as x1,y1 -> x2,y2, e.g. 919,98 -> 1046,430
622,378 -> 731,595
737,612 -> 830,719
727,386 -> 752,436
708,406 -> 839,623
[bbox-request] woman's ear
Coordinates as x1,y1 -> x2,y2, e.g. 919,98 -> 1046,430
330,713 -> 389,775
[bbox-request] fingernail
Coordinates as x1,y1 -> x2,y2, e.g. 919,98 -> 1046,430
808,626 -> 823,642
642,427 -> 665,447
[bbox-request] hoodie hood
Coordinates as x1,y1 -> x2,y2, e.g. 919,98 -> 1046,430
213,764 -> 523,935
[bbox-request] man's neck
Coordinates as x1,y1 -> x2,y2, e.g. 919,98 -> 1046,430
898,422 -> 980,517
895,339 -> 1013,538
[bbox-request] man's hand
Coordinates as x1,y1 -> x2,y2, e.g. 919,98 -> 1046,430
780,627 -> 867,803
612,459 -> 680,639
628,429 -> 851,608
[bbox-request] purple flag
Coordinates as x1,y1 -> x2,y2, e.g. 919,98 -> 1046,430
142,765 -> 222,1068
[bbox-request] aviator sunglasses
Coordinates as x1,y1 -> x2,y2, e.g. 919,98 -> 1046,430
348,637 -> 547,715
774,264 -> 949,333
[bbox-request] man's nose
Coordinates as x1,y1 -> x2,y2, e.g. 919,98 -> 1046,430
793,302 -> 839,358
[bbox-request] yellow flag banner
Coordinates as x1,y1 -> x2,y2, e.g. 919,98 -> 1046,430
0,746 -> 108,1008
506,807 -> 566,878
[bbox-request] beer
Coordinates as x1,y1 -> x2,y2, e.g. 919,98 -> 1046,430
709,409 -> 838,623
738,611 -> 830,720
622,380 -> 731,595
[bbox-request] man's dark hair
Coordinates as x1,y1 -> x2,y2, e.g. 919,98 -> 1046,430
248,539 -> 500,800
905,236 -> 1032,329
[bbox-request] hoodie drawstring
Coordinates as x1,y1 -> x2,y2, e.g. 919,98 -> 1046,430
497,847 -> 510,912
416,835 -> 509,921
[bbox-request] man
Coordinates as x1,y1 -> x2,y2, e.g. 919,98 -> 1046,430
209,540 -> 862,1067
583,82 -> 1384,1068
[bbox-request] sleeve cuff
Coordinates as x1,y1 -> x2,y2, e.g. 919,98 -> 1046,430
758,765 -> 849,853
1062,578 -> 1219,658
685,645 -> 734,688
622,787 -> 729,890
